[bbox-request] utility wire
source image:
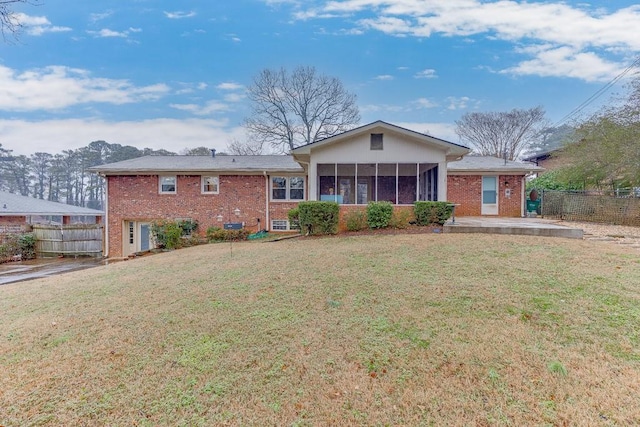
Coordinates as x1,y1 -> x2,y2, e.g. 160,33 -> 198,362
552,55 -> 640,128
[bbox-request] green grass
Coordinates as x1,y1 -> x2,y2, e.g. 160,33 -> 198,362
1,233 -> 639,425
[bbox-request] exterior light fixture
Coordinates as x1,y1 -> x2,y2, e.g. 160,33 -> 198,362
216,213 -> 223,222
234,208 -> 240,217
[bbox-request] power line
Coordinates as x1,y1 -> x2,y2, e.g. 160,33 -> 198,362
552,55 -> 640,128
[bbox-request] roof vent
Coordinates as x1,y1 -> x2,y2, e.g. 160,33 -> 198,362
210,149 -> 216,158
232,158 -> 236,162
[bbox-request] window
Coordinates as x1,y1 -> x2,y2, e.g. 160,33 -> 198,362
271,176 -> 305,201
271,219 -> 299,231
370,133 -> 383,150
271,220 -> 289,230
159,176 -> 176,194
128,221 -> 134,244
202,176 -> 219,194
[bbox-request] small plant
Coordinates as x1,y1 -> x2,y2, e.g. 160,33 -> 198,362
344,209 -> 367,231
414,201 -> 453,226
287,208 -> 300,230
390,209 -> 413,229
366,201 -> 393,229
297,201 -> 339,235
151,220 -> 184,249
547,361 -> 568,376
206,226 -> 250,242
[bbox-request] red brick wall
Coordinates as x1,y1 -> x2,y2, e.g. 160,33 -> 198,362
0,216 -> 27,235
107,175 -> 273,258
447,174 -> 523,217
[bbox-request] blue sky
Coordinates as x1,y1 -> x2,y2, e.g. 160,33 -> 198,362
1,0 -> 639,155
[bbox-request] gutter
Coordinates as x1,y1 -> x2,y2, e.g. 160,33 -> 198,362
264,171 -> 269,231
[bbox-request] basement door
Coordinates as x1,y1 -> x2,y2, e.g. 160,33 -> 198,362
481,176 -> 499,215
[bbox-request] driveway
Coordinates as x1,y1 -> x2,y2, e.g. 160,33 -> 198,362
0,257 -> 106,285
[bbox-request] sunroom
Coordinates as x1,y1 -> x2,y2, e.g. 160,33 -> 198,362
291,121 -> 470,205
317,163 -> 440,205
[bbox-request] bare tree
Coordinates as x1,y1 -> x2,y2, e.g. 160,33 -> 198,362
1,0 -> 41,41
455,107 -> 547,160
226,138 -> 265,156
245,66 -> 360,153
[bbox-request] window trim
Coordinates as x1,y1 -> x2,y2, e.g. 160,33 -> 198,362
270,175 -> 306,201
201,175 -> 220,194
159,175 -> 177,194
370,133 -> 383,150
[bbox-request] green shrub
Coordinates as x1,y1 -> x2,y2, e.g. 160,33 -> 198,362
18,233 -> 36,259
0,232 -> 37,261
287,208 -> 300,230
390,209 -> 413,229
298,201 -> 339,235
206,226 -> 250,242
414,201 -> 453,226
177,219 -> 199,236
367,201 -> 393,229
345,209 -> 367,231
151,220 -> 184,249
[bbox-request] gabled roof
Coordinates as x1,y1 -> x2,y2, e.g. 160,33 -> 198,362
291,120 -> 470,157
447,155 -> 544,174
0,191 -> 104,216
89,155 -> 304,175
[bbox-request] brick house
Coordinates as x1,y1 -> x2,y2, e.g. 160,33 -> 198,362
0,190 -> 104,234
90,121 -> 542,258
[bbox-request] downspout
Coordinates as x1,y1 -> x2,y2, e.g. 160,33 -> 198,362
521,175 -> 526,218
264,171 -> 269,231
103,175 -> 109,257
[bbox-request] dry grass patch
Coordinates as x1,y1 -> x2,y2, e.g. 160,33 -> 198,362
1,234 -> 640,426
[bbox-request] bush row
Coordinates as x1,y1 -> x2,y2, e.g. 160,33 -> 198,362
291,201 -> 453,235
206,227 -> 251,242
0,233 -> 36,263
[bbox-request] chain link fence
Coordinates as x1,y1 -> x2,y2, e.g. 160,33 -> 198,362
540,189 -> 640,226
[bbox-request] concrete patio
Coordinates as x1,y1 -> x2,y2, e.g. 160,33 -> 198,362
444,216 -> 584,239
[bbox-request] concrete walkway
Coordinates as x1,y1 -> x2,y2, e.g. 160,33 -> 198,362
444,216 -> 584,239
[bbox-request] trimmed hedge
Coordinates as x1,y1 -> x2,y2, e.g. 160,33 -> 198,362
298,201 -> 339,235
414,201 -> 453,225
206,227 -> 250,242
367,201 -> 393,229
345,209 -> 367,231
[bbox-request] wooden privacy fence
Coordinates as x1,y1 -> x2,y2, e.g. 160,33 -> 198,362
32,224 -> 103,257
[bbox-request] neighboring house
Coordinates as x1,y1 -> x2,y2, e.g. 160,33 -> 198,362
90,121 -> 542,258
0,190 -> 104,234
447,156 -> 543,217
522,149 -> 565,177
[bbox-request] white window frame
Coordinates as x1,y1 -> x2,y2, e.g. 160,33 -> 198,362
159,176 -> 177,194
201,175 -> 220,194
271,176 -> 305,201
271,219 -> 299,231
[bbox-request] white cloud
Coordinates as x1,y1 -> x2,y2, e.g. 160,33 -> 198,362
170,101 -> 230,115
224,93 -> 245,103
291,1 -> 640,82
217,82 -> 244,90
164,11 -> 197,19
414,69 -> 437,79
395,121 -> 459,142
15,13 -> 72,36
374,74 -> 394,80
87,27 -> 141,38
445,96 -> 472,110
502,45 -> 625,82
0,118 -> 246,156
89,11 -> 113,23
0,65 -> 170,112
413,98 -> 438,109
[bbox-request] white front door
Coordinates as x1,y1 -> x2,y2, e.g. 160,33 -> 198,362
481,176 -> 499,215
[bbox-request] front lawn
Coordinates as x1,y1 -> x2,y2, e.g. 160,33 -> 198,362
1,234 -> 639,425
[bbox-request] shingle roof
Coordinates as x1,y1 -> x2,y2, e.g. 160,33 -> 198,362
89,155 -> 304,174
447,155 -> 544,173
0,191 -> 104,216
